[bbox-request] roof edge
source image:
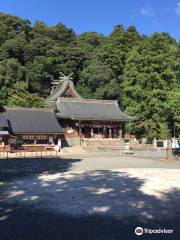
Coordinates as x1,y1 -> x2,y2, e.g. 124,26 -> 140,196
11,132 -> 63,134
56,114 -> 135,122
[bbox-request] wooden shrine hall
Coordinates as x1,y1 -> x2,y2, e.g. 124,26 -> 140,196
0,107 -> 63,150
0,73 -> 135,149
46,73 -> 135,142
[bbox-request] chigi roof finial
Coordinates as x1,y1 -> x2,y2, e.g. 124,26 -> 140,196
51,72 -> 73,93
59,72 -> 73,82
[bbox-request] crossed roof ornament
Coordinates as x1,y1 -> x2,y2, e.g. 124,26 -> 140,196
51,72 -> 73,93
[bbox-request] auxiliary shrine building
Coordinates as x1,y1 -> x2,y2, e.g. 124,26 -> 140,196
0,107 -> 63,150
0,74 -> 135,149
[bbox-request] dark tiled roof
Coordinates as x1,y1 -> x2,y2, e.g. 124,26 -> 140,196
0,113 -> 9,127
56,98 -> 136,121
5,108 -> 63,134
46,80 -> 82,102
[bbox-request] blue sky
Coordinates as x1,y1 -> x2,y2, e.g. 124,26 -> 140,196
0,0 -> 180,40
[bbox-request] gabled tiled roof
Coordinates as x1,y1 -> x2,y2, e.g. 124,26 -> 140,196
5,107 -> 63,134
0,113 -> 9,128
46,80 -> 82,102
56,98 -> 136,121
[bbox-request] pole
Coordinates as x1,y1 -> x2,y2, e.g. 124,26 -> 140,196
174,124 -> 176,138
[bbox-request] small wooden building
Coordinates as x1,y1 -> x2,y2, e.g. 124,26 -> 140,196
0,107 -> 63,150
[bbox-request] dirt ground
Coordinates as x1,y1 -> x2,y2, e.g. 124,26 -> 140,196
1,152 -> 180,240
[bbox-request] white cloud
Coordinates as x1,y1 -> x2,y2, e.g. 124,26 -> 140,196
175,2 -> 180,16
140,6 -> 154,16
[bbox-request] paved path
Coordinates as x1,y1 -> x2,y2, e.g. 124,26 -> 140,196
62,152 -> 180,171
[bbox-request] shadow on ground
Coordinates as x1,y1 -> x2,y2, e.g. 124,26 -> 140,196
0,157 -> 81,182
0,158 -> 180,240
0,202 -> 180,240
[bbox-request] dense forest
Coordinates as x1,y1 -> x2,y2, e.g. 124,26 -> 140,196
0,13 -> 179,140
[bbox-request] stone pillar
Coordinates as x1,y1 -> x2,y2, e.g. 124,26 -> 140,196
119,129 -> 123,138
91,128 -> 94,138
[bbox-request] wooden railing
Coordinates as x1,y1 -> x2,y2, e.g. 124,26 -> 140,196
0,150 -> 58,159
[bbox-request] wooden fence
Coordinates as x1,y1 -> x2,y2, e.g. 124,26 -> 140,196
0,150 -> 58,159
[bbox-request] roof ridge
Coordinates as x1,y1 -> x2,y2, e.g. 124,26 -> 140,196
46,80 -> 82,101
5,107 -> 54,111
46,80 -> 68,100
57,97 -> 117,104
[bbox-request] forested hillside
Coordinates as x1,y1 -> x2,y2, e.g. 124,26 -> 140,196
0,13 -> 179,139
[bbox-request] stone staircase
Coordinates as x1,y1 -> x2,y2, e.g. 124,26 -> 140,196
81,138 -> 155,153
81,138 -> 125,147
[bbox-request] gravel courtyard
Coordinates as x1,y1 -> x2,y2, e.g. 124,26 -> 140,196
1,152 -> 180,239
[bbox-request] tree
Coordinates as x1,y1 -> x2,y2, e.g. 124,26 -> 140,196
77,59 -> 119,99
0,58 -> 25,105
123,33 -> 178,139
26,56 -> 54,96
7,81 -> 46,107
166,90 -> 180,136
0,13 -> 31,45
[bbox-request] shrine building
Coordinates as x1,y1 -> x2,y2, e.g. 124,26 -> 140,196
0,73 -> 136,149
46,73 -> 135,145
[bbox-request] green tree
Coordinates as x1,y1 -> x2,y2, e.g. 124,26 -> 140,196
0,58 -> 25,105
7,81 -> 45,107
123,33 -> 178,139
77,59 -> 120,100
26,56 -> 54,96
0,13 -> 31,45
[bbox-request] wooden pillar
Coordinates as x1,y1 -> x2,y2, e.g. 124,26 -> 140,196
109,128 -> 112,138
115,124 -> 118,138
79,120 -> 81,145
103,124 -> 106,138
78,120 -> 81,135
